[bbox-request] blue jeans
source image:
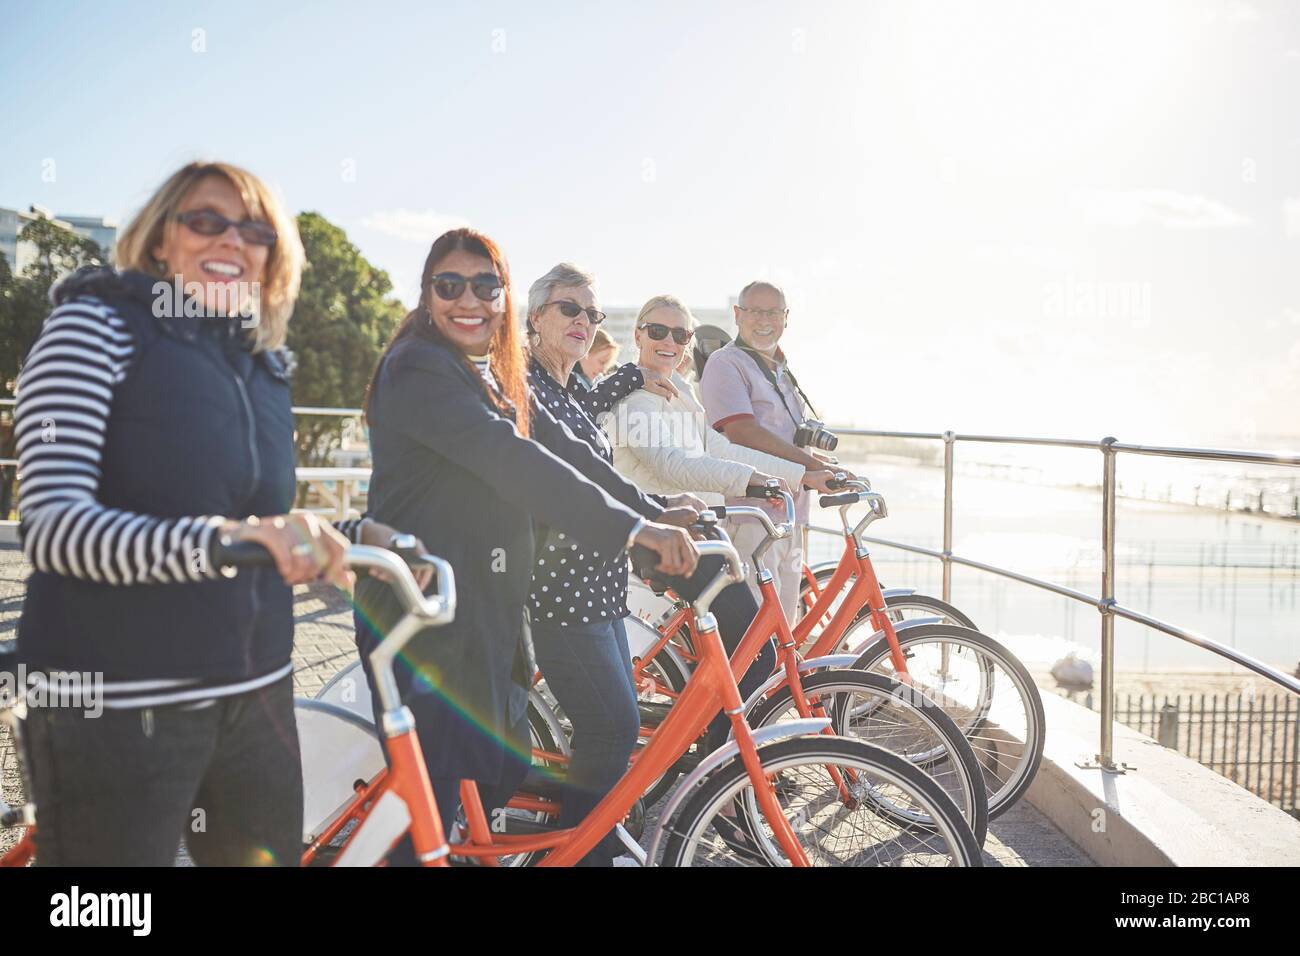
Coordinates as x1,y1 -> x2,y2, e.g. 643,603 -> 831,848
531,576 -> 776,866
530,615 -> 639,866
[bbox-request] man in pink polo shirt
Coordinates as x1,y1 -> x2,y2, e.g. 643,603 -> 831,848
698,280 -> 850,622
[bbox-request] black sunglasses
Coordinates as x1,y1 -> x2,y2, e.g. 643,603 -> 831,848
430,272 -> 504,302
174,209 -> 277,246
638,322 -> 694,345
546,300 -> 606,325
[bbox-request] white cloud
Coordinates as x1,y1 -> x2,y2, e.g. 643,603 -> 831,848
360,208 -> 469,243
1071,189 -> 1250,229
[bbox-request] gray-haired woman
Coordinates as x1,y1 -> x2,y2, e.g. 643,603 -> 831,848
523,263 -> 702,865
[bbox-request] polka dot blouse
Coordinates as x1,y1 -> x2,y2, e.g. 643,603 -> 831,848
527,359 -> 646,627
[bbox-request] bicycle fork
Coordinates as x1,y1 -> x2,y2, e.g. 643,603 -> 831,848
704,622 -> 811,867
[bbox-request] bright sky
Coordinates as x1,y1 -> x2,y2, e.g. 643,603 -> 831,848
3,0 -> 1299,446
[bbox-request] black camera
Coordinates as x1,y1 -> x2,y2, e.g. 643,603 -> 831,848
794,419 -> 838,451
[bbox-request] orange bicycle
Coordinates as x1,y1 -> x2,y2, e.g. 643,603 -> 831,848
622,497 -> 989,845
628,481 -> 1045,818
294,537 -> 982,866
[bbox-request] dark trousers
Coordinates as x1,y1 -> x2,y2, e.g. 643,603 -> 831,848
668,556 -> 777,751
530,615 -> 639,867
25,674 -> 303,866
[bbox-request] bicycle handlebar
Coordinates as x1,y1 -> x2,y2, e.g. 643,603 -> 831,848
211,537 -> 456,719
690,511 -> 724,541
210,537 -> 455,625
818,492 -> 861,508
629,539 -> 744,620
815,487 -> 889,539
712,480 -> 796,576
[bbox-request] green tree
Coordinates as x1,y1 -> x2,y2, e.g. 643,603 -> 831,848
288,212 -> 405,471
0,218 -> 106,395
1,220 -> 105,518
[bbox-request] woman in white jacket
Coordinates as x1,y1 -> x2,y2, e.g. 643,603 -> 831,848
600,295 -> 837,510
600,296 -> 842,755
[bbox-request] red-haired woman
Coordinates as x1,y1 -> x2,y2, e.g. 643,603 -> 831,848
355,229 -> 697,860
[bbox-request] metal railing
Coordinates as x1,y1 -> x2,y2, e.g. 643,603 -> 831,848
7,395 -> 1300,771
1067,689 -> 1300,816
809,428 -> 1300,772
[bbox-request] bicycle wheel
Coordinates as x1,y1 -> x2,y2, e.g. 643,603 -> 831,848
849,624 -> 1045,819
661,736 -> 981,867
746,669 -> 987,846
456,695 -> 568,868
882,592 -> 978,631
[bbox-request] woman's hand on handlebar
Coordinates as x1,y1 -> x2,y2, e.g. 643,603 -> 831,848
655,506 -> 700,529
229,513 -> 353,591
748,470 -> 784,491
357,519 -> 435,590
802,468 -> 845,493
633,523 -> 699,577
663,492 -> 707,512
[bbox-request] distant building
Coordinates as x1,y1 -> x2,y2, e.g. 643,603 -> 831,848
0,205 -> 116,273
57,214 -> 117,260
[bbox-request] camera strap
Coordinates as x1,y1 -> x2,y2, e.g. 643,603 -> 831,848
734,339 -> 822,427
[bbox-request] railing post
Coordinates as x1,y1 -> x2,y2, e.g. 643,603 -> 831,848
1098,436 -> 1121,770
942,430 -> 955,604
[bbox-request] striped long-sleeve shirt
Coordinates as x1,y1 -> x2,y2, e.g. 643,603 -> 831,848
15,296 -> 363,709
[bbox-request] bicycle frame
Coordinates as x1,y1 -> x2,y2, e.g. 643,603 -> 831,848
630,489 -> 911,695
316,541 -> 815,867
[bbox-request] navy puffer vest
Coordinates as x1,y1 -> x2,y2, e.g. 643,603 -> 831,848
18,270 -> 297,681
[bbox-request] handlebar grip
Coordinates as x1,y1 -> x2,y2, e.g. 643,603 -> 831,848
743,485 -> 781,499
387,534 -> 439,571
819,492 -> 862,508
629,544 -> 663,582
209,538 -> 276,569
690,516 -> 724,541
209,535 -> 439,576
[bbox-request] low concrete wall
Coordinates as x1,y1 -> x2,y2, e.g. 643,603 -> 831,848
1025,689 -> 1300,866
0,522 -> 16,546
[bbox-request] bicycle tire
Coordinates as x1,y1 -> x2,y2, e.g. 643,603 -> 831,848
850,624 -> 1045,819
660,735 -> 982,867
746,668 -> 988,847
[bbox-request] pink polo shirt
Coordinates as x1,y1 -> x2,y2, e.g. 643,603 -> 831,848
698,342 -> 811,524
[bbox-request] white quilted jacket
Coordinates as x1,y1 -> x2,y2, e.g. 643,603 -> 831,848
599,371 -> 805,505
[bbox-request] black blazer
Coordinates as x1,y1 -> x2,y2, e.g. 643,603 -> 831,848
355,333 -> 660,782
